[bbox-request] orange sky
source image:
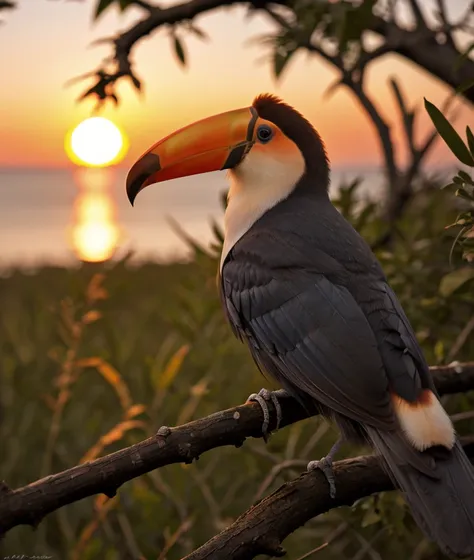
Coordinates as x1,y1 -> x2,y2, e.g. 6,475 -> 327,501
0,0 -> 472,169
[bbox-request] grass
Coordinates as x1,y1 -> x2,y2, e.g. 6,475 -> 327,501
1,183 -> 474,559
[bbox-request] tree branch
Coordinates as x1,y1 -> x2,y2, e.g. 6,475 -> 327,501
183,437 -> 474,560
1,362 -> 474,537
368,14 -> 474,105
77,0 -> 474,106
78,0 -> 284,105
263,7 -> 399,188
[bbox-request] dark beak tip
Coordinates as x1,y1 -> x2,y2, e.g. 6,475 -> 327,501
126,176 -> 138,207
125,152 -> 162,208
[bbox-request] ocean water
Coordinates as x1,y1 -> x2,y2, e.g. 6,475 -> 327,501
0,166 -> 385,269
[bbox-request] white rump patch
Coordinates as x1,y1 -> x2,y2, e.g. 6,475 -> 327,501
393,390 -> 455,451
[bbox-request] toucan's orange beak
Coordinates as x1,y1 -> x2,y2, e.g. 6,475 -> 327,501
126,106 -> 258,205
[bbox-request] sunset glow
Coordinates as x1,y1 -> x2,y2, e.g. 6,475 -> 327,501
70,191 -> 120,262
1,0 -> 470,170
66,118 -> 127,167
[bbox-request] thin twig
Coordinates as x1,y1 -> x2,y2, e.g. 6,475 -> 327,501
157,518 -> 194,560
294,542 -> 329,560
446,315 -> 474,363
254,459 -> 308,501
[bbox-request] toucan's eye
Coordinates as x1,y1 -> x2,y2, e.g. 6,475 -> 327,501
256,125 -> 274,143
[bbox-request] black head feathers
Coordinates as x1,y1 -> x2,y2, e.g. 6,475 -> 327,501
252,94 -> 330,188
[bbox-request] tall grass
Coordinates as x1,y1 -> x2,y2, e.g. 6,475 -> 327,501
1,182 -> 474,559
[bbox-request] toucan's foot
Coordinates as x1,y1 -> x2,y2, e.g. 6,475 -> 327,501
246,388 -> 289,442
307,437 -> 343,499
307,456 -> 336,498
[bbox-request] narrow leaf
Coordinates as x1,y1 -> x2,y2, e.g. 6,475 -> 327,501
119,0 -> 133,10
187,24 -> 209,41
273,48 -> 297,79
125,404 -> 146,419
424,98 -> 474,166
158,345 -> 189,390
456,188 -> 474,201
174,36 -> 186,66
455,78 -> 474,96
80,420 -> 145,463
95,0 -> 115,19
458,170 -> 473,184
439,267 -> 474,297
324,78 -> 343,99
129,74 -> 142,91
455,41 -> 474,72
467,127 -> 474,158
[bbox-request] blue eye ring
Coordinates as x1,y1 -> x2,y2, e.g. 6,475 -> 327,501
256,125 -> 274,143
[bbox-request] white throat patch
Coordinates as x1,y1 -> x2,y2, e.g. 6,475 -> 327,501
220,149 -> 305,271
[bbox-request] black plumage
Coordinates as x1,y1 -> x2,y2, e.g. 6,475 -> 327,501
219,97 -> 474,558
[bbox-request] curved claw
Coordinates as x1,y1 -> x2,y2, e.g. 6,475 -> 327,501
247,388 -> 289,442
307,456 -> 337,498
248,392 -> 271,440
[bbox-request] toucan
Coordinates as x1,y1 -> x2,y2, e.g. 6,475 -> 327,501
127,94 -> 474,557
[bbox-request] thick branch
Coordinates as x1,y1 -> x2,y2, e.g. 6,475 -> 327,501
369,14 -> 474,105
0,362 -> 473,536
81,0 -> 474,106
343,78 -> 398,187
184,437 -> 474,560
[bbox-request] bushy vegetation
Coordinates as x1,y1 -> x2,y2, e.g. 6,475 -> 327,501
1,173 -> 474,560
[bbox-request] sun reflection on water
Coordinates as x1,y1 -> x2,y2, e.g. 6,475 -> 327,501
69,167 -> 122,263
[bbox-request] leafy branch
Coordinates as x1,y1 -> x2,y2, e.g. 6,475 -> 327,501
425,98 -> 474,264
63,0 -> 474,109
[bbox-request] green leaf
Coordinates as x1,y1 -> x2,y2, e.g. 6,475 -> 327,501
187,24 -> 209,41
455,78 -> 474,96
439,267 -> 474,297
0,1 -> 16,10
458,170 -> 473,183
455,41 -> 474,72
129,74 -> 142,91
273,48 -> 297,79
467,127 -> 474,158
463,249 -> 474,263
361,509 -> 381,528
119,0 -> 133,10
424,99 -> 474,166
173,36 -> 187,66
95,0 -> 115,19
456,187 -> 474,201
210,219 -> 224,245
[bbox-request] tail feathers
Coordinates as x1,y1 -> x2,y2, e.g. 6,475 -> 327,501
367,427 -> 474,558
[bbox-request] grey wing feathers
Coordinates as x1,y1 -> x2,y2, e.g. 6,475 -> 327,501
361,281 -> 433,402
222,258 -> 396,430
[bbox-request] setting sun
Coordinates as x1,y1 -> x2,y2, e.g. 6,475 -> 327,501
65,117 -> 127,167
